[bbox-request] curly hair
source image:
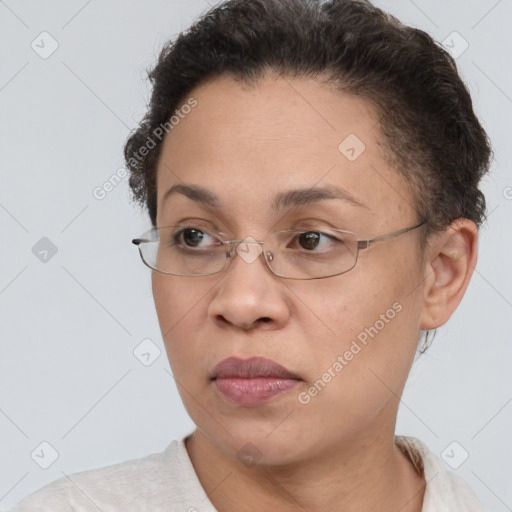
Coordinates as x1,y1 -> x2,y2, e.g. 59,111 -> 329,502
124,0 -> 492,239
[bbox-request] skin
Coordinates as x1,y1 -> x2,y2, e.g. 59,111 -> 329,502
151,72 -> 478,512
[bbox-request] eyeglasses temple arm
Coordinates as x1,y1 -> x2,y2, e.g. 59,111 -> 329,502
359,221 -> 426,249
132,238 -> 150,246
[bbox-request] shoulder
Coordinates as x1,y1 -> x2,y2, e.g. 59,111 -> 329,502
9,440 -> 192,512
395,435 -> 488,512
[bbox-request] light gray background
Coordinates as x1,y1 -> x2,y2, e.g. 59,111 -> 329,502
0,0 -> 511,510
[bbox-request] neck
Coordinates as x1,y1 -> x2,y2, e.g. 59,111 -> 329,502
185,428 -> 426,512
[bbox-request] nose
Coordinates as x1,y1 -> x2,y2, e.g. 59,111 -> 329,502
207,239 -> 291,331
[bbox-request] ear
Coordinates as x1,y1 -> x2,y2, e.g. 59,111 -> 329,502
419,218 -> 479,330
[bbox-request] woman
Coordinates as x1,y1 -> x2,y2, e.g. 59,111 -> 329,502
11,0 -> 491,510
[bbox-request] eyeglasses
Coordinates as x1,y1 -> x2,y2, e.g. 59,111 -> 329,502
131,221 -> 426,280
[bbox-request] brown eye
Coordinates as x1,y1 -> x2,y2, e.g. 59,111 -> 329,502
181,228 -> 206,247
172,227 -> 222,250
289,230 -> 347,254
298,231 -> 321,251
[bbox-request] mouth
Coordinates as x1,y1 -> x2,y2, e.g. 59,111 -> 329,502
211,356 -> 301,380
210,356 -> 302,406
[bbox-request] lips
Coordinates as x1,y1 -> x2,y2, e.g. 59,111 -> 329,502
210,356 -> 300,380
210,356 -> 302,406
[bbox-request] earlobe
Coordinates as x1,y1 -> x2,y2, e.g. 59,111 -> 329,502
419,219 -> 478,330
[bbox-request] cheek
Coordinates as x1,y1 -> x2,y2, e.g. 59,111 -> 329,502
152,274 -> 179,336
304,268 -> 400,345
293,292 -> 419,443
302,258 -> 423,390
151,274 -> 207,367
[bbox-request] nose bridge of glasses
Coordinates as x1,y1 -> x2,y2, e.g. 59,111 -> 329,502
227,236 -> 270,266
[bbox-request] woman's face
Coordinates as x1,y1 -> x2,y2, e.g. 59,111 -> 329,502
152,73 -> 426,464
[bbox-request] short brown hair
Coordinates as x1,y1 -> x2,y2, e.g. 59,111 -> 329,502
124,0 -> 492,239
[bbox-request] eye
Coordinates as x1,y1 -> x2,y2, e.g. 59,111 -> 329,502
291,230 -> 346,252
174,228 -> 221,249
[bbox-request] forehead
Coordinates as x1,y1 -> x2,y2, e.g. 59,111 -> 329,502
155,73 -> 415,226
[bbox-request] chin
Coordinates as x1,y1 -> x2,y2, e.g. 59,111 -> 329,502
195,417 -> 318,466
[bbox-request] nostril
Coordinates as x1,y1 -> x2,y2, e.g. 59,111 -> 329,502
216,314 -> 229,325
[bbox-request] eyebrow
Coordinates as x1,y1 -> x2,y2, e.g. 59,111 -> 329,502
162,183 -> 369,210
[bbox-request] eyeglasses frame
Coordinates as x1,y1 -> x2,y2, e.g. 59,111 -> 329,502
131,220 -> 426,280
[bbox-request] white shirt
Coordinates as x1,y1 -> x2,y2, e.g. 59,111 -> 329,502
9,435 -> 487,511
